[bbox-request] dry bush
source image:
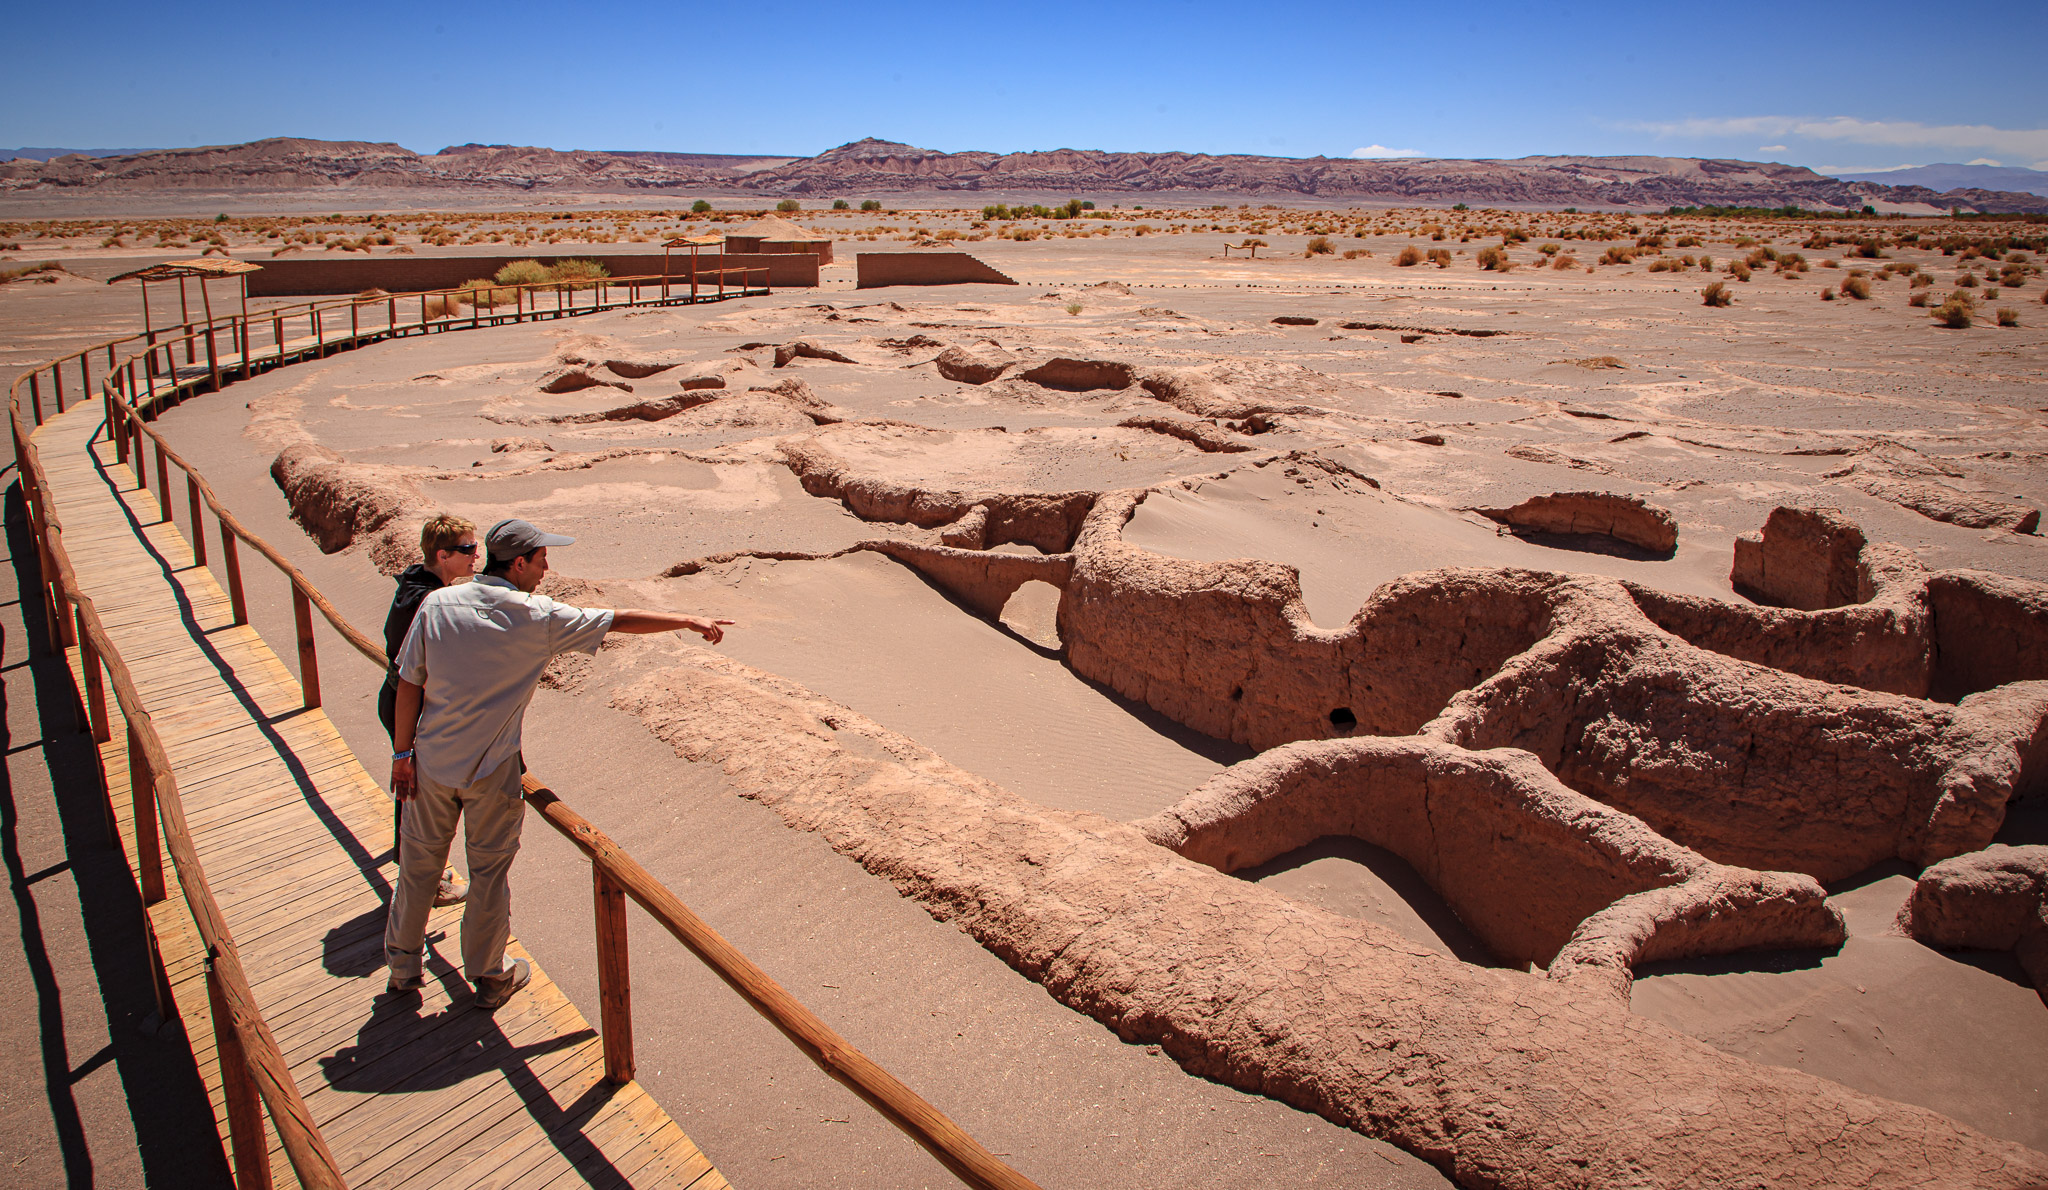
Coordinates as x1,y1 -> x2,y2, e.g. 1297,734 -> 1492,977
1932,298 -> 1974,328
1910,272 -> 1934,288
1957,272 -> 1979,287
1841,276 -> 1871,299
421,294 -> 462,319
353,287 -> 391,303
459,279 -> 521,309
1600,246 -> 1634,266
1997,307 -> 2020,326
1702,281 -> 1733,307
1820,287 -> 1838,301
1396,244 -> 1424,266
1727,261 -> 1753,281
1305,236 -> 1334,256
1698,255 -> 1715,271
1342,248 -> 1370,259
1551,252 -> 1578,270
1676,234 -> 1702,248
1476,246 -> 1509,270
494,259 -> 551,288
1538,242 -> 1561,256
547,259 -> 608,289
1428,248 -> 1453,267
1562,355 -> 1626,369
1908,291 -> 1931,307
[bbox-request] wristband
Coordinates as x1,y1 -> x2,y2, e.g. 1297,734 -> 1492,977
393,750 -> 414,761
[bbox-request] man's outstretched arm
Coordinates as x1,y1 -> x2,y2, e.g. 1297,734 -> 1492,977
609,610 -> 732,643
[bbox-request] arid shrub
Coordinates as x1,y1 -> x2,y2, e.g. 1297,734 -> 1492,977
832,199 -> 850,210
1728,261 -> 1753,281
1841,276 -> 1871,299
547,258 -> 608,290
860,199 -> 883,211
1997,307 -> 2020,326
776,199 -> 800,213
1820,287 -> 1838,301
1908,292 -> 1931,307
421,294 -> 462,319
1552,252 -> 1579,270
1702,281 -> 1732,307
1305,236 -> 1333,256
494,259 -> 551,288
1957,272 -> 1979,287
1428,248 -> 1453,267
1342,248 -> 1370,259
1600,246 -> 1634,266
690,200 -> 713,213
1396,245 -> 1424,267
1910,272 -> 1933,288
459,279 -> 521,309
1932,298 -> 1973,328
1821,259 -> 1838,269
1476,245 -> 1508,270
1698,255 -> 1715,271
1065,302 -> 1083,316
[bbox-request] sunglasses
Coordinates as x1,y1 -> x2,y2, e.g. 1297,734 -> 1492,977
447,543 -> 479,555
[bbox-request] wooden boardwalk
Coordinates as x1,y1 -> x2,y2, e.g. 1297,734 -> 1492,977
35,395 -> 732,1189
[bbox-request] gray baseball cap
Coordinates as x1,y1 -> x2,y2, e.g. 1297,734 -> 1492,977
485,518 -> 575,563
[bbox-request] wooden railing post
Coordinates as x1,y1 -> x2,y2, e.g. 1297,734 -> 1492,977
153,442 -> 172,522
204,326 -> 221,391
292,586 -> 321,709
28,371 -> 41,426
77,607 -> 109,743
187,476 -> 207,566
130,727 -> 165,905
221,528 -> 248,625
206,966 -> 276,1190
594,863 -> 635,1084
52,359 -> 65,414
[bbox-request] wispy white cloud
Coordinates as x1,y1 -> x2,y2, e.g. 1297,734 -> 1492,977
1966,157 -> 2004,167
1625,115 -> 2048,161
1350,144 -> 1423,159
1758,144 -> 1787,152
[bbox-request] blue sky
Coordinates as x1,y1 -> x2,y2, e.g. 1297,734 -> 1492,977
6,0 -> 2045,174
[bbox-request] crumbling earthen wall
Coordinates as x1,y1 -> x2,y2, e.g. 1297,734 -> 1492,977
1901,845 -> 2048,1001
855,252 -> 1018,288
1931,570 -> 2048,701
604,649 -> 2048,1190
1136,736 -> 1841,970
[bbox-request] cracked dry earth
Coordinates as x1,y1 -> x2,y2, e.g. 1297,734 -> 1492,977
155,266 -> 2048,1189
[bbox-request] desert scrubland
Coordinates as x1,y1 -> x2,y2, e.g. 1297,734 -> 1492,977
6,201 -> 2048,1189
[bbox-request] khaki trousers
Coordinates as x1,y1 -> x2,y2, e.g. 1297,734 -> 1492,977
383,753 -> 524,985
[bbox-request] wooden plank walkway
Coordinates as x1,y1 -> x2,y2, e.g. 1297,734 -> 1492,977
35,395 -> 732,1190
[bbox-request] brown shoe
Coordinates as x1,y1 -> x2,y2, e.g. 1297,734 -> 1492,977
474,959 -> 531,1011
433,867 -> 469,907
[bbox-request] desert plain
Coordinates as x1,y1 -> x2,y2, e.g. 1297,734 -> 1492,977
5,203 -> 2048,1189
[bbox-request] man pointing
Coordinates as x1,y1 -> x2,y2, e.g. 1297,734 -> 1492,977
384,517 -> 731,1009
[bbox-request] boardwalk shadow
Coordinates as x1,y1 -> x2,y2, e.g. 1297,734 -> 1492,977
318,949 -> 617,1185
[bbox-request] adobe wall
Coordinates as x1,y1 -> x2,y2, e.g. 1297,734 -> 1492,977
246,251 -> 818,295
723,237 -> 834,265
856,252 -> 1018,288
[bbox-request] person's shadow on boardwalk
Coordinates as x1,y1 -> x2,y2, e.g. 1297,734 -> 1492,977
315,938 -> 622,1185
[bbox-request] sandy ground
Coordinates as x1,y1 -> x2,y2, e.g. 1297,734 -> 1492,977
8,212 -> 2048,1182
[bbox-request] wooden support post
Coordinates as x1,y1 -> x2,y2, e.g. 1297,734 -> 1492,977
351,300 -> 359,344
178,278 -> 194,363
199,278 -> 220,390
595,864 -> 635,1084
187,476 -> 207,566
388,295 -> 396,334
292,586 -> 320,710
77,609 -> 109,743
206,968 -> 275,1190
313,309 -> 323,356
131,421 -> 145,487
221,528 -> 247,625
28,371 -> 41,426
154,443 -> 172,522
272,315 -> 282,366
53,358 -> 65,414
130,729 -> 165,905
79,354 -> 90,409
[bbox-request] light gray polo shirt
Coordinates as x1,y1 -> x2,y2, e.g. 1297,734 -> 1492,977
394,575 -> 613,787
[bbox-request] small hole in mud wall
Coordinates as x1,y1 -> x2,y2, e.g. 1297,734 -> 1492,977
998,580 -> 1063,651
1328,707 -> 1358,730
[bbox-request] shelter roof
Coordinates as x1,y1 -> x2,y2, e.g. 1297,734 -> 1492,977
663,235 -> 726,247
108,258 -> 263,284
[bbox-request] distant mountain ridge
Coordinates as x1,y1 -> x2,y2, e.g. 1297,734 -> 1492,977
1,147 -> 156,162
4,136 -> 2045,213
1835,163 -> 2048,199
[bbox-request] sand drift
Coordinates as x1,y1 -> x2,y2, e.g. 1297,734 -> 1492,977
250,296 -> 2048,1188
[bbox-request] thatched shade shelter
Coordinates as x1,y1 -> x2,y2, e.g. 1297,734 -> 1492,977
108,258 -> 263,343
661,235 -> 724,298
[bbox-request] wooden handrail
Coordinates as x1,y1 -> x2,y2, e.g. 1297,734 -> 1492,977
6,249 -> 1040,1190
7,394 -> 348,1190
524,778 -> 1043,1190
